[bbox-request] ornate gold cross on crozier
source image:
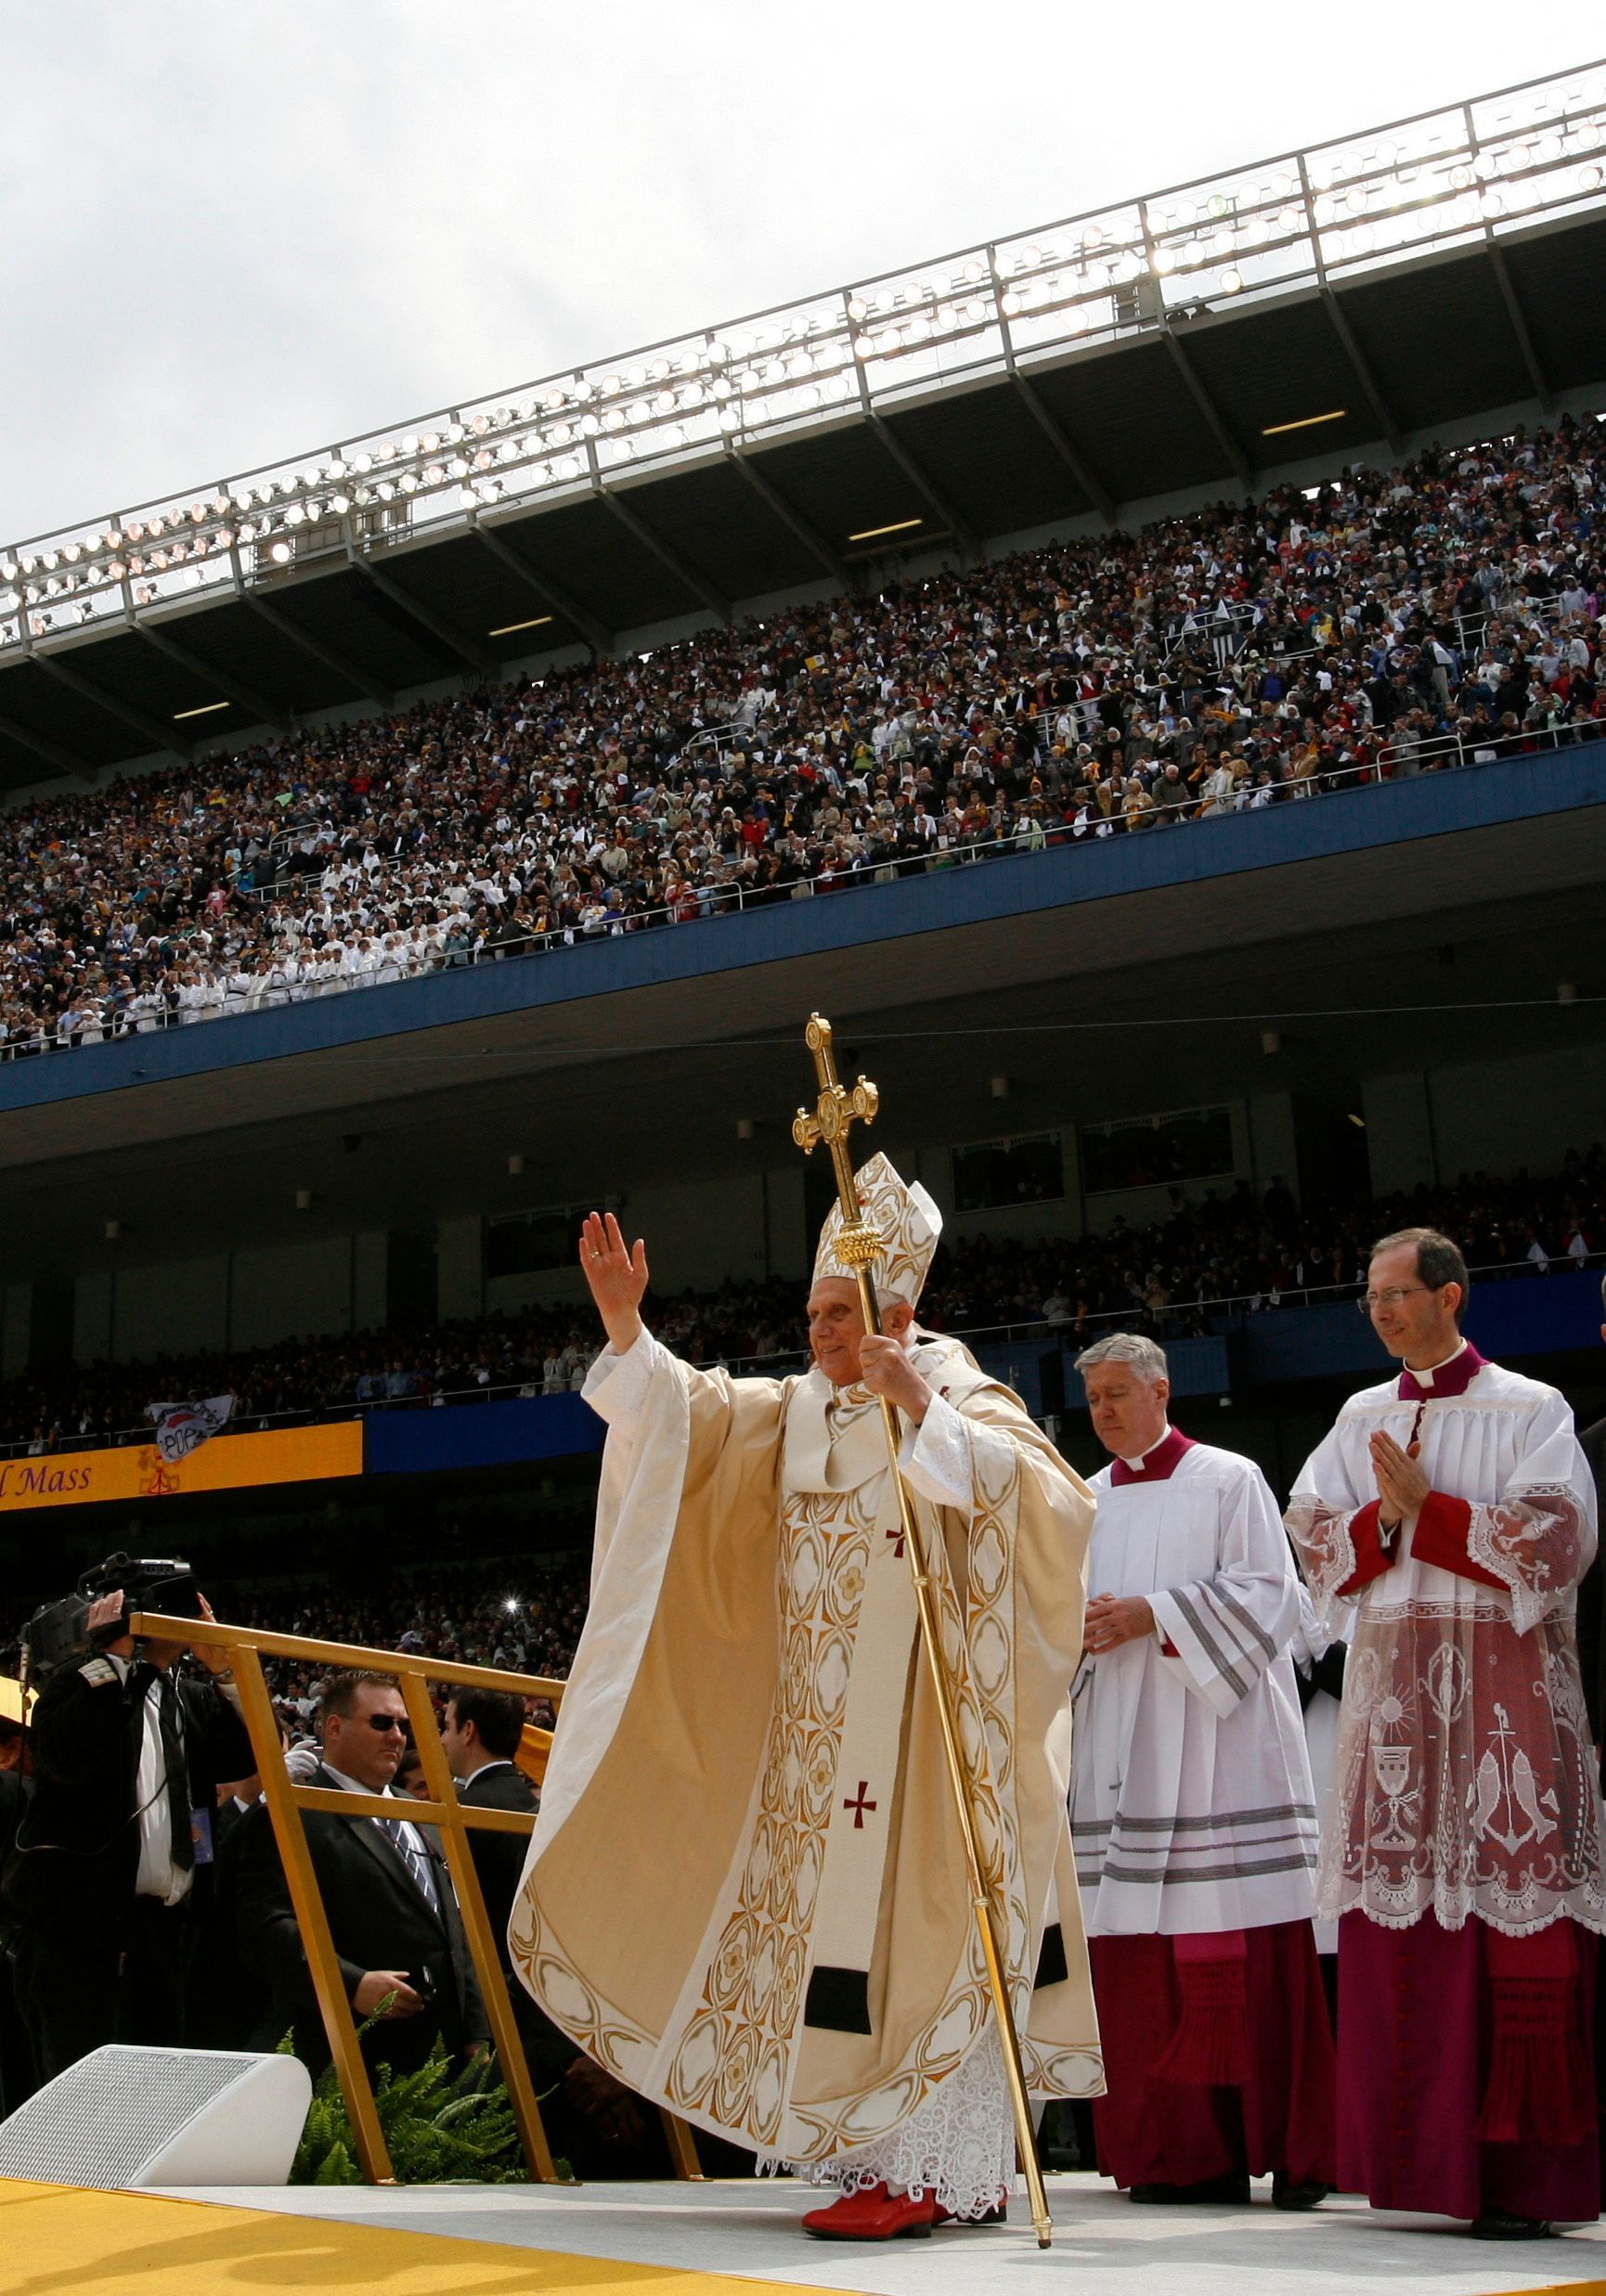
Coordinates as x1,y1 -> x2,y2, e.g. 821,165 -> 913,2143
791,1014 -> 884,1279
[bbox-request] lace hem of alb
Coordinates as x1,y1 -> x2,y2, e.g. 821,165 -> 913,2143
758,2029 -> 1015,2219
1315,1874 -> 1606,1937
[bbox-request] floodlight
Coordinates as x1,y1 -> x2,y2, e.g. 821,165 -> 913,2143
268,541 -> 291,564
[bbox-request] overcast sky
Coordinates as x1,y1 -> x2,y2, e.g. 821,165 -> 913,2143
0,3 -> 1581,545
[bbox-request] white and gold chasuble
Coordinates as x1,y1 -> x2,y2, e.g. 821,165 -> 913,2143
510,1327 -> 1102,2169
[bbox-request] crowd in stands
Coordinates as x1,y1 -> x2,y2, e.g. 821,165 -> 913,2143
4,1142 -> 1601,1456
223,1560 -> 589,1732
0,418 -> 1602,1056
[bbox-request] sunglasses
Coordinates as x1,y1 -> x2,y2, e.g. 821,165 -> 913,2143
351,1714 -> 408,1735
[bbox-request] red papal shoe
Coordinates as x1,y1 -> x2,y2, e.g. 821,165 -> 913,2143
801,2183 -> 937,2240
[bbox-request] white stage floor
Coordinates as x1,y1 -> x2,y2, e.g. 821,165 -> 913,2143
162,2172 -> 1606,2295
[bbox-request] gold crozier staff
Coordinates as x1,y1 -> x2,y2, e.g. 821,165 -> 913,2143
793,1012 -> 1054,2250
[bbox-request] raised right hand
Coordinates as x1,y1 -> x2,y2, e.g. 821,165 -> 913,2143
578,1211 -> 649,1354
353,1969 -> 422,2019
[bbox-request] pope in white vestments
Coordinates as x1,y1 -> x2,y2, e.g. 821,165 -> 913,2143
1070,1334 -> 1337,2203
510,1156 -> 1101,2240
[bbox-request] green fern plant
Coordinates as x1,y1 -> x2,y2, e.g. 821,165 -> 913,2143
282,2021 -> 557,2185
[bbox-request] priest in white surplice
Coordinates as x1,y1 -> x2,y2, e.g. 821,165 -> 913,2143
510,1157 -> 1101,2242
1071,1334 -> 1337,2205
1289,1225 -> 1604,2240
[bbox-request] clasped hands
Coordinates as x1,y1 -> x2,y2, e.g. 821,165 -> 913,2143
1370,1429 -> 1430,1532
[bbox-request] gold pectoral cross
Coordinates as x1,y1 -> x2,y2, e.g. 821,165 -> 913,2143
791,1013 -> 883,1272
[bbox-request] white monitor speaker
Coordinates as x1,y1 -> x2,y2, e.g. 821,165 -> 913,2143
0,2044 -> 312,2188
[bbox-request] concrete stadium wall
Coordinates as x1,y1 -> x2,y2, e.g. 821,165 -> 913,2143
1363,1048 -> 1606,1196
60,1228 -> 390,1370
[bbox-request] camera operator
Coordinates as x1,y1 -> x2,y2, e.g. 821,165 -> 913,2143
2,1584 -> 251,2079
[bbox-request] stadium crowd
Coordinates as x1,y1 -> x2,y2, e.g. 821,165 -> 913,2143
4,1142 -> 1600,1455
224,1559 -> 589,1732
0,417 -> 1601,1056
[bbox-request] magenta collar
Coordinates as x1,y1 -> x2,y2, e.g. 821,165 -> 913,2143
1397,1340 -> 1485,1404
1110,1427 -> 1197,1487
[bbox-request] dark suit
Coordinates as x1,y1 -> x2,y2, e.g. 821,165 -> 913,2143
186,1795 -> 277,2052
234,1761 -> 487,2079
2,1654 -> 252,2077
457,1761 -> 578,2087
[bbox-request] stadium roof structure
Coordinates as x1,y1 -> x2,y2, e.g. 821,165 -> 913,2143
1,59 -> 1604,793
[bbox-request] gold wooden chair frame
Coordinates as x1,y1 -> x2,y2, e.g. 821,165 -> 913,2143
130,1610 -> 702,2187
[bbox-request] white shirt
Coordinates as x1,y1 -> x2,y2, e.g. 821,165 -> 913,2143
105,1654 -> 218,1909
321,1761 -> 438,1910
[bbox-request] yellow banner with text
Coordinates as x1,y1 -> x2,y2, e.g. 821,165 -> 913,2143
0,1421 -> 364,1513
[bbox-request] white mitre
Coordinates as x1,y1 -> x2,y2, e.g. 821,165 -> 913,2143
812,1151 -> 942,1307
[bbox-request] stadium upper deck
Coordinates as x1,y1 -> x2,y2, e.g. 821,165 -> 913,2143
1,63 -> 1605,788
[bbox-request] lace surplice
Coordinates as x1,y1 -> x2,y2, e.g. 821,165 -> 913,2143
1288,1362 -> 1605,1938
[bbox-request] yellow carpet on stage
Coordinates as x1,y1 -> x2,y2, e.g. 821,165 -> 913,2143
0,2177 -> 805,2295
